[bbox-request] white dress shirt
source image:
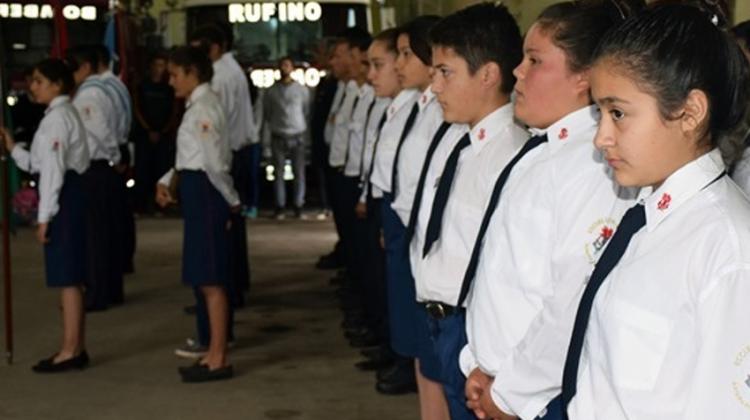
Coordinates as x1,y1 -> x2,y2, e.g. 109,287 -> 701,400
324,80 -> 346,146
390,86 -> 444,225
369,89 -> 420,198
263,79 -> 310,137
73,75 -> 119,163
458,106 -> 638,420
410,103 -> 528,305
11,95 -> 90,223
158,84 -> 239,206
358,97 -> 392,202
99,70 -> 132,145
212,52 -> 255,151
730,143 -> 750,196
328,80 -> 362,167
343,84 -> 377,177
569,149 -> 750,420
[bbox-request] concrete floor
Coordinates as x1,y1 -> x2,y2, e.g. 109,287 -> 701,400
0,215 -> 418,420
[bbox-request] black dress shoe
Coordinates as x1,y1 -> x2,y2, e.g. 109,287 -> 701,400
355,356 -> 394,371
183,305 -> 197,315
179,363 -> 233,383
348,328 -> 380,347
32,351 -> 90,373
360,347 -> 385,359
375,374 -> 417,395
345,326 -> 374,340
316,253 -> 343,270
377,363 -> 400,381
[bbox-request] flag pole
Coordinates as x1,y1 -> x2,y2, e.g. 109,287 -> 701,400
0,19 -> 13,365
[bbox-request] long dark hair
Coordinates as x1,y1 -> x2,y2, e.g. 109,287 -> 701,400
34,58 -> 74,95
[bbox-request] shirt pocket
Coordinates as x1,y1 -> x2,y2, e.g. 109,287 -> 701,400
607,297 -> 673,391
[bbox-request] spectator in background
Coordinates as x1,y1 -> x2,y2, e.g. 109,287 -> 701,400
263,56 -> 311,219
133,52 -> 179,215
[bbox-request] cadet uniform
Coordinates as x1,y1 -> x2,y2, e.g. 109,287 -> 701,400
10,95 -> 90,287
73,74 -> 121,311
409,103 -> 527,419
460,106 -> 637,420
565,149 -> 750,420
159,83 -> 240,348
212,51 -> 253,307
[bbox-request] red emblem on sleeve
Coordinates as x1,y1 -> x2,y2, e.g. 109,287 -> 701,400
478,128 -> 486,140
600,226 -> 614,240
657,193 -> 671,211
558,128 -> 569,140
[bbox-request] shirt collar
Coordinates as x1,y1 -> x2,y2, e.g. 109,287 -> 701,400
387,89 -> 418,122
468,102 -> 515,152
417,85 -> 436,112
100,70 -> 114,79
187,83 -> 211,108
356,83 -> 373,98
638,148 -> 726,232
346,80 -> 358,92
530,105 -> 599,153
46,95 -> 70,114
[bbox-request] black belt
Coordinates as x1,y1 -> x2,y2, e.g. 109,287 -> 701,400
423,301 -> 463,320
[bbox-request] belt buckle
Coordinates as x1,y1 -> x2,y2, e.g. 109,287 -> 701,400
426,302 -> 446,319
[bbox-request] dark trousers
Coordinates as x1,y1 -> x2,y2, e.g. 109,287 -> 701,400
340,176 -> 363,284
363,196 -> 387,339
83,161 -> 123,310
327,168 -> 345,260
230,147 -> 252,304
424,310 -> 477,420
194,286 -> 235,346
231,145 -> 253,207
114,170 -> 136,277
134,136 -> 175,214
247,143 -> 262,209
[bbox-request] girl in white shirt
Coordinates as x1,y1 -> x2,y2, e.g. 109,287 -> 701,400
156,46 -> 240,383
1,59 -> 91,373
565,2 -> 750,419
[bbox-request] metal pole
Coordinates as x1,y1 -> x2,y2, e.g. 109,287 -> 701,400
0,20 -> 13,365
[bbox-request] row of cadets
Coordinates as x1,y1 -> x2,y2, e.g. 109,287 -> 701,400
156,46 -> 240,383
364,27 -> 421,396
326,28 -> 373,294
65,46 -> 124,312
407,4 -> 529,419
337,32 -> 376,336
263,56 -> 310,219
383,16 -> 451,415
192,26 -> 253,302
95,45 -> 137,279
457,2 -> 642,419
1,59 -> 92,373
316,38 -> 352,271
347,28 -> 397,370
565,3 -> 750,419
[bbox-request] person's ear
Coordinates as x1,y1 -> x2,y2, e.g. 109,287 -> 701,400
480,62 -> 502,91
679,89 -> 709,137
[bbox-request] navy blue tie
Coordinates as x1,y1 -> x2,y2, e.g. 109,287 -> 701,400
422,133 -> 471,257
457,134 -> 548,306
405,122 -> 453,245
561,203 -> 646,416
390,103 -> 420,198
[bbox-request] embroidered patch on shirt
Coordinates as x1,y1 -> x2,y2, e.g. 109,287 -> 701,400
52,140 -> 60,151
199,120 -> 213,139
657,193 -> 671,211
421,95 -> 427,104
478,128 -> 486,141
558,128 -> 569,140
584,218 -> 617,264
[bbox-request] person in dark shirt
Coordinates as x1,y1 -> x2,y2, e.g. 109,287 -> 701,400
133,52 -> 179,214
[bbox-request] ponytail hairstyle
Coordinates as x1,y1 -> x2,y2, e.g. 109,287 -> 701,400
593,0 -> 750,164
373,28 -> 400,57
399,15 -> 441,66
536,0 -> 645,73
33,58 -> 75,95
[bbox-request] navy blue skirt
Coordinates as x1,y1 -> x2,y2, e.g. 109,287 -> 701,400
380,193 -> 442,380
45,171 -> 88,287
179,170 -> 231,287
